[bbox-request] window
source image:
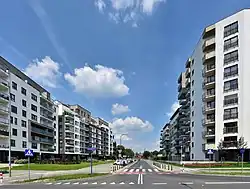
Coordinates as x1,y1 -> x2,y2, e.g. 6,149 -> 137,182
224,65 -> 238,79
207,101 -> 215,109
10,116 -> 13,124
224,50 -> 238,65
31,104 -> 37,112
224,107 -> 238,120
192,153 -> 194,159
191,70 -> 194,76
31,114 -> 37,121
192,90 -> 194,96
224,94 -> 238,106
192,101 -> 194,106
205,75 -> 215,83
224,21 -> 238,38
207,113 -> 215,121
31,93 -> 37,101
224,79 -> 238,92
224,36 -> 238,51
22,131 -> 26,138
31,143 -> 37,149
192,111 -> 194,117
12,128 -> 17,136
11,139 -> 15,147
22,99 -> 26,107
21,120 -> 27,127
21,87 -> 26,95
14,117 -> 17,125
10,93 -> 15,102
192,132 -> 194,137
207,88 -> 215,96
192,121 -> 194,127
11,105 -> 17,114
22,141 -> 27,148
192,80 -> 194,86
22,110 -> 27,117
12,82 -> 17,90
192,142 -> 194,147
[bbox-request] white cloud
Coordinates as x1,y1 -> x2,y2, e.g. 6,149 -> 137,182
111,116 -> 153,133
64,64 -> 129,98
114,134 -> 132,141
25,56 -> 61,88
166,101 -> 180,117
94,0 -> 166,26
95,0 -> 106,13
111,103 -> 130,115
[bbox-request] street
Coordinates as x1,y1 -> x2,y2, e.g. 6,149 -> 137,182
2,159 -> 250,188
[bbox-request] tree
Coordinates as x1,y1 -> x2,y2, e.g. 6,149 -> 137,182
237,136 -> 248,161
124,148 -> 135,158
143,151 -> 151,159
151,150 -> 159,157
217,139 -> 227,162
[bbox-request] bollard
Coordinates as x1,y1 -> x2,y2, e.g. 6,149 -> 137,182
0,172 -> 3,184
168,164 -> 170,170
171,165 -> 173,171
160,164 -> 163,169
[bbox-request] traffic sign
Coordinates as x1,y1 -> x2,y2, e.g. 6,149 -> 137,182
240,148 -> 245,154
87,147 -> 96,151
207,149 -> 214,155
24,149 -> 34,157
118,149 -> 122,153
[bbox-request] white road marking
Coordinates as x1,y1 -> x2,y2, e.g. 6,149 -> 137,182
92,182 -> 97,184
82,182 -> 88,185
129,182 -> 135,185
152,183 -> 167,185
55,182 -> 62,185
137,174 -> 141,184
140,174 -> 143,184
142,169 -> 146,172
140,165 -> 142,169
136,169 -> 140,172
129,169 -> 134,172
148,169 -> 152,172
180,182 -> 193,185
63,182 -> 70,185
120,182 -> 125,184
101,182 -> 107,185
205,181 -> 250,185
45,183 -> 52,185
110,182 -> 116,184
123,169 -> 128,172
154,169 -> 159,172
73,182 -> 79,185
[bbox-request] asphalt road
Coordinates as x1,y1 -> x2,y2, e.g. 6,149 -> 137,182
2,159 -> 250,189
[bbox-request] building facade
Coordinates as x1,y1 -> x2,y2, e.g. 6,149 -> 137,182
0,57 -> 114,162
161,9 -> 250,161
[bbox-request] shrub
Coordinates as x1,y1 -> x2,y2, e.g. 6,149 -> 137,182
14,159 -> 28,164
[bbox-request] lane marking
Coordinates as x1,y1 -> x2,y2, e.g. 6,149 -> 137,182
129,169 -> 134,172
136,169 -> 140,172
205,181 -> 250,185
154,169 -> 159,172
141,174 -> 143,184
92,182 -> 97,184
123,169 -> 128,172
152,183 -> 167,185
110,182 -> 116,184
137,174 -> 141,184
140,165 -> 142,169
82,182 -> 88,185
55,182 -> 62,185
63,182 -> 70,185
120,182 -> 125,184
142,169 -> 146,172
148,169 -> 152,172
73,182 -> 79,185
45,183 -> 52,185
101,182 -> 107,185
129,182 -> 134,185
180,182 -> 193,185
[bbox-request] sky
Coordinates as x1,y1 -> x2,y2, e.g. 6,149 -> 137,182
1,0 -> 250,152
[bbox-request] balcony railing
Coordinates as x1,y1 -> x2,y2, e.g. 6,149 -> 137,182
223,113 -> 238,120
224,83 -> 238,93
202,64 -> 215,76
202,130 -> 215,137
31,127 -> 54,137
203,51 -> 215,62
223,141 -> 237,148
202,118 -> 215,125
224,97 -> 238,106
202,105 -> 215,113
202,37 -> 215,50
223,126 -> 238,134
224,69 -> 238,79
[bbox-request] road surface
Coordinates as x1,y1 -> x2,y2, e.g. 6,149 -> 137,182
2,159 -> 250,189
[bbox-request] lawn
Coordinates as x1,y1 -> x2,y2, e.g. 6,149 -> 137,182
196,171 -> 250,176
20,173 -> 108,183
4,160 -> 112,171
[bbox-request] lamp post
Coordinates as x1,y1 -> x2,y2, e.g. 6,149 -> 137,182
118,134 -> 128,158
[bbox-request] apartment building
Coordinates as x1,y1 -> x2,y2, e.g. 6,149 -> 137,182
163,9 -> 250,161
160,123 -> 170,158
0,57 -> 57,162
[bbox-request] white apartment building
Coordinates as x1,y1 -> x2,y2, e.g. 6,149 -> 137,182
0,57 -> 57,162
172,9 -> 250,161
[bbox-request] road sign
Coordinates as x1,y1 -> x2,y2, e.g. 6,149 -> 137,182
118,149 -> 122,153
240,148 -> 245,154
207,149 -> 214,155
24,149 -> 34,157
87,147 -> 96,151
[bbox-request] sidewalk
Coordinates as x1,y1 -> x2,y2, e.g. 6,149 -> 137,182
1,163 -> 113,184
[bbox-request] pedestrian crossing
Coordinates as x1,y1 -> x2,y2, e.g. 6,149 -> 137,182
44,181 -> 137,186
119,168 -> 160,174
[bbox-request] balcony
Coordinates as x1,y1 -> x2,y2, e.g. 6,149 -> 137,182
202,78 -> 215,89
203,37 -> 215,52
202,130 -> 215,138
185,68 -> 191,78
40,148 -> 54,152
0,66 -> 9,78
32,136 -> 54,144
224,69 -> 238,79
202,118 -> 215,126
0,93 -> 9,104
203,51 -> 215,64
0,106 -> 8,116
202,105 -> 215,114
31,127 -> 54,137
0,79 -> 8,91
223,141 -> 237,148
223,126 -> 238,134
202,143 -> 215,151
185,78 -> 191,88
202,63 -> 215,77
224,113 -> 238,120
0,129 -> 9,138
202,25 -> 215,39
224,97 -> 238,107
202,91 -> 215,101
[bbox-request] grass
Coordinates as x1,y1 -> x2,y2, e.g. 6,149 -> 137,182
19,173 -> 108,183
195,171 -> 250,176
2,161 -> 112,171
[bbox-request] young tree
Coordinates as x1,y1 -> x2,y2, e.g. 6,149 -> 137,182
237,136 -> 248,161
217,139 -> 226,162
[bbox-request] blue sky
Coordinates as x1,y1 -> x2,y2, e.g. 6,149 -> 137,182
1,0 -> 250,152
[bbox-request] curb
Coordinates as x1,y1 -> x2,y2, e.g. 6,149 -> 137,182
190,172 -> 250,178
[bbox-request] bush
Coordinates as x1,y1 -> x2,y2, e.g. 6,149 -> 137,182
14,159 -> 28,164
185,163 -> 233,168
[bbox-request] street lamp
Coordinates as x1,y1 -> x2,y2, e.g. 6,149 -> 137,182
118,134 -> 128,159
